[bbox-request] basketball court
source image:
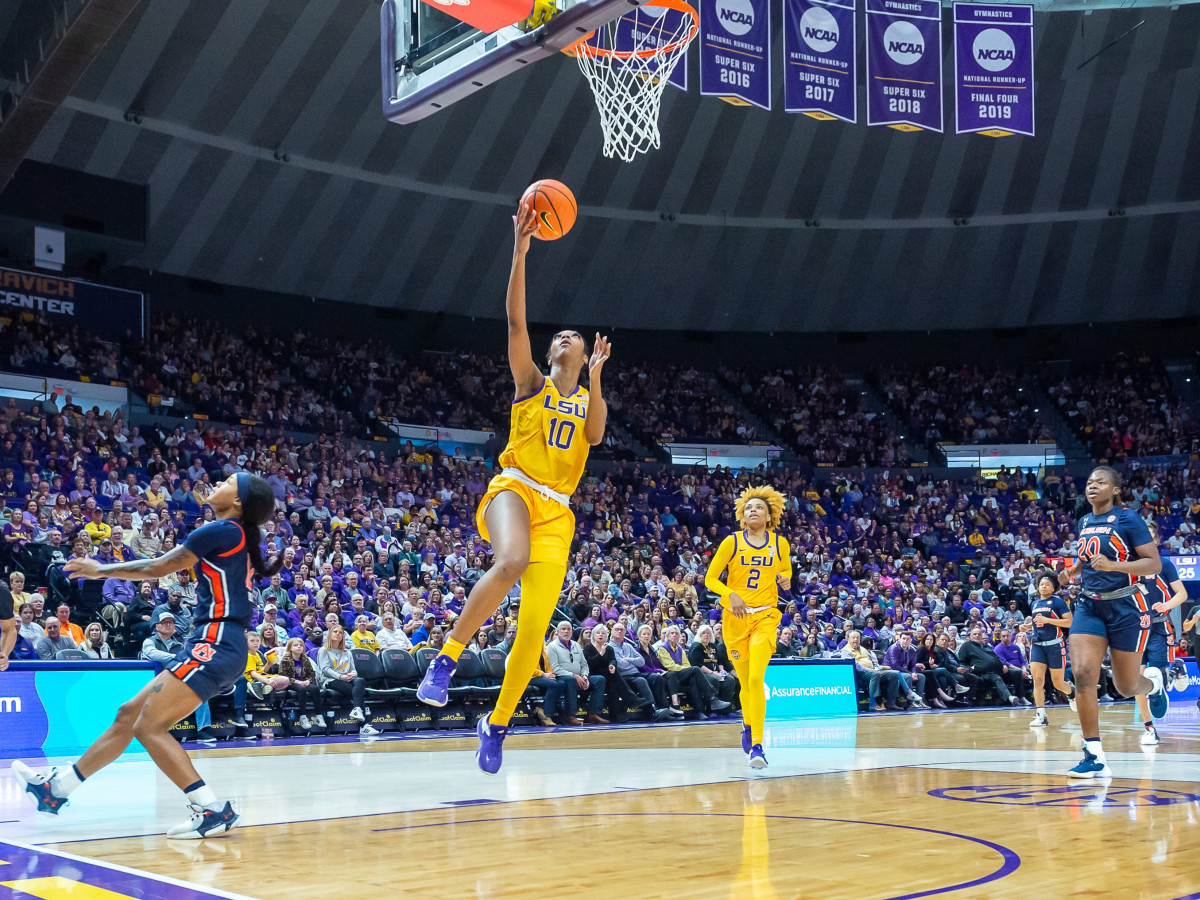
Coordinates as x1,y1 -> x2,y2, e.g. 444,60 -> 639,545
3,703 -> 1197,899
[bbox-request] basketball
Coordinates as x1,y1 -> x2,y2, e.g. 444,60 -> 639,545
520,179 -> 577,240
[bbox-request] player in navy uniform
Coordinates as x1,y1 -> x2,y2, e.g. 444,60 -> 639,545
1058,466 -> 1167,778
13,473 -> 281,839
1133,521 -> 1189,746
0,581 -> 15,671
1028,571 -> 1074,729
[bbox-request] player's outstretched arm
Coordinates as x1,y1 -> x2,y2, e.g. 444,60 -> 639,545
583,333 -> 610,445
506,203 -> 544,399
64,545 -> 200,582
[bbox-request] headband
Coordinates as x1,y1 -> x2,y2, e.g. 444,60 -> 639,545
236,473 -> 251,509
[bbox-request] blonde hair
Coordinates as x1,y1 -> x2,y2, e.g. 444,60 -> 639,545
735,485 -> 785,530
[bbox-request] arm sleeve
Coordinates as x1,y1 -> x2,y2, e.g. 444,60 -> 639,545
778,537 -> 793,582
704,536 -> 737,604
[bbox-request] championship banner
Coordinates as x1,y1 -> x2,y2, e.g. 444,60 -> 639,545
954,2 -> 1034,137
783,0 -> 856,122
699,0 -> 771,109
0,265 -> 145,340
615,6 -> 689,90
866,0 -> 943,132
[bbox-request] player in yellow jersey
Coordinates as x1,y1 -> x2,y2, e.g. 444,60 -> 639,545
705,486 -> 791,769
417,200 -> 611,774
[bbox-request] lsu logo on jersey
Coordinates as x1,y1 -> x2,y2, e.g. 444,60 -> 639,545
543,395 -> 587,419
739,552 -> 776,567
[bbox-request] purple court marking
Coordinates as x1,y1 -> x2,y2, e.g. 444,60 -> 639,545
371,812 -> 1020,899
0,839 -> 254,899
929,784 -> 1200,807
442,799 -> 499,807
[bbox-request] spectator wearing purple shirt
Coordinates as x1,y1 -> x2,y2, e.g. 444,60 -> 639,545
994,629 -> 1032,703
881,631 -> 928,707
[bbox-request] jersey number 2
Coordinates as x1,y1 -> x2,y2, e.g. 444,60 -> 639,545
547,417 -> 576,450
746,569 -> 760,590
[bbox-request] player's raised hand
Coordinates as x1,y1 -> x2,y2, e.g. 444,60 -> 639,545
513,201 -> 538,255
589,333 -> 611,378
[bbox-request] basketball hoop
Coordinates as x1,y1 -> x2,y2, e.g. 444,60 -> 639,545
565,0 -> 698,161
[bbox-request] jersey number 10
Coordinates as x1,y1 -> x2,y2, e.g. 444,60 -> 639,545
547,417 -> 576,450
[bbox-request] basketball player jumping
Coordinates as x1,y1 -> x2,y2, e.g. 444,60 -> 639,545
704,486 -> 791,769
415,199 -> 611,774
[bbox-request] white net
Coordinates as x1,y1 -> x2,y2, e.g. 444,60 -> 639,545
572,3 -> 697,162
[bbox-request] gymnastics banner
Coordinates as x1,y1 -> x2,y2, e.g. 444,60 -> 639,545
954,3 -> 1035,137
783,0 -> 856,122
866,0 -> 943,132
699,0 -> 772,109
613,6 -> 689,90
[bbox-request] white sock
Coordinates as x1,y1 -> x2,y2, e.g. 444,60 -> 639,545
1037,707 -> 1046,717
1084,739 -> 1106,762
50,765 -> 83,798
1146,667 -> 1164,696
186,783 -> 218,807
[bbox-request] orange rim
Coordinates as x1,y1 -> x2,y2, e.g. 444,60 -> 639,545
565,0 -> 699,60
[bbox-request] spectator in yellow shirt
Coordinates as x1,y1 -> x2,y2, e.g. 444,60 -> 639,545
350,616 -> 379,652
83,508 -> 111,545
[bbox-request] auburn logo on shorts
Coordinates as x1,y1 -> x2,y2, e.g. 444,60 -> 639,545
1139,615 -> 1151,630
191,643 -> 216,662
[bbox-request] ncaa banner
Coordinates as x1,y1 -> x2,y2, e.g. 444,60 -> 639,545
954,3 -> 1034,137
699,0 -> 771,108
784,0 -> 856,122
615,6 -> 689,90
866,0 -> 943,132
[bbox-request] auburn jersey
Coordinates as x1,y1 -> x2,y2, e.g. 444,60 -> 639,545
1075,507 -> 1153,593
706,531 -> 792,613
184,519 -> 253,628
1143,557 -> 1180,625
500,376 -> 591,496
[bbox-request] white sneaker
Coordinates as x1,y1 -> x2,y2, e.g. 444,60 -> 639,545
1140,727 -> 1160,746
1009,696 -> 1021,706
360,724 -> 381,736
166,802 -> 239,839
1029,713 -> 1048,728
313,714 -> 327,728
1069,694 -> 1077,712
298,715 -> 312,731
954,684 -> 970,694
349,707 -> 365,722
1022,698 -> 1033,706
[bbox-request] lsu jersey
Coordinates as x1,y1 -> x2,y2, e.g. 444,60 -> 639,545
707,530 -> 792,613
500,376 -> 591,496
1075,506 -> 1153,593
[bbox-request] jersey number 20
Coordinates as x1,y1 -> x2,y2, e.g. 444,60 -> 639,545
547,417 -> 576,450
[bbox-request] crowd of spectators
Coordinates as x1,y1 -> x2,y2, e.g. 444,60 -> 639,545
721,365 -> 911,467
609,364 -> 755,446
1049,354 -> 1200,461
3,311 -> 1200,738
875,364 -> 1051,448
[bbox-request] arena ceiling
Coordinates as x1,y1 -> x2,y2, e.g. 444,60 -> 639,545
14,0 -> 1200,331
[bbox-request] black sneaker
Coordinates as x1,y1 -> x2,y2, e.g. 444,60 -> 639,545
192,728 -> 218,744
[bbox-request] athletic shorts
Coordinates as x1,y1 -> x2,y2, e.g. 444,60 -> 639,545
478,474 -> 575,566
1070,594 -> 1149,654
165,622 -> 248,703
1030,642 -> 1064,668
0,584 -> 12,622
1142,623 -> 1170,671
722,608 -> 781,664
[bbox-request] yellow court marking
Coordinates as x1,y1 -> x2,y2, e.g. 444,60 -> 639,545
0,876 -> 136,899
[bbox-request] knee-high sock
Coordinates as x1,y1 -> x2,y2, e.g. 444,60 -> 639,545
492,560 -> 568,727
736,640 -> 773,746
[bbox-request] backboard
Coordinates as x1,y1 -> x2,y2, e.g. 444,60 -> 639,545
380,0 -> 648,124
